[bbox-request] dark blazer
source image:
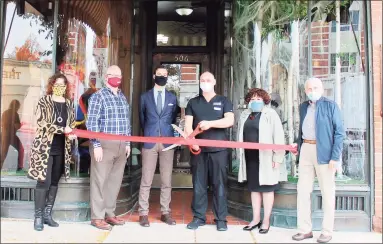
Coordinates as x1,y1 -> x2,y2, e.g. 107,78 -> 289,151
139,89 -> 178,149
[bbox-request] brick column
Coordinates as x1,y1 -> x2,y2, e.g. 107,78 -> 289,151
180,64 -> 198,83
371,0 -> 382,233
311,22 -> 330,77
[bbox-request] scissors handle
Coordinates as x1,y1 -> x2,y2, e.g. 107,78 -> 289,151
189,145 -> 201,155
187,124 -> 203,155
188,124 -> 203,139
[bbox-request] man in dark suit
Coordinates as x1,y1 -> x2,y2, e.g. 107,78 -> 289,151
138,65 -> 178,227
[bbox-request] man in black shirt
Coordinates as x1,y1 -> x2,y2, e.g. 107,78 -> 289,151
185,71 -> 234,231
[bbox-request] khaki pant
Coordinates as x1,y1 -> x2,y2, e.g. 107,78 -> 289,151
138,143 -> 174,216
90,140 -> 127,219
297,143 -> 336,236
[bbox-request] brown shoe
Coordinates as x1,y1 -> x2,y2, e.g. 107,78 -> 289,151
105,216 -> 125,226
317,234 -> 332,243
292,232 -> 314,241
91,219 -> 112,230
161,214 -> 176,225
139,215 -> 150,227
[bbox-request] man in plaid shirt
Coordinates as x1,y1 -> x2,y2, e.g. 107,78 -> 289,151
86,65 -> 131,230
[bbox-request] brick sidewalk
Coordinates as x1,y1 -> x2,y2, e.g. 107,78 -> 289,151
119,190 -> 246,225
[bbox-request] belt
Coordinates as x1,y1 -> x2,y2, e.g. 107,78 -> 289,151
303,139 -> 316,144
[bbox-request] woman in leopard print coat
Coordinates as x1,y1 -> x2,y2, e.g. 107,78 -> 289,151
28,73 -> 76,231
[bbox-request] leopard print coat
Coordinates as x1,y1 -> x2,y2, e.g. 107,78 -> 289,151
28,95 -> 75,182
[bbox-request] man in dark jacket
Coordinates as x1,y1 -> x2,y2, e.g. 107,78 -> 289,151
138,65 -> 178,227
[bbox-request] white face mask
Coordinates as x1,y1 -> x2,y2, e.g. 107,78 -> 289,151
200,82 -> 214,93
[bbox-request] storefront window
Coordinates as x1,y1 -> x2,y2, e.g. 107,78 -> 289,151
58,0 -> 129,177
60,18 -> 106,177
231,0 -> 368,185
1,1 -> 54,176
1,0 -> 133,178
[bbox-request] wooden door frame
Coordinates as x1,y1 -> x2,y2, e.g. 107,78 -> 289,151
137,0 -> 225,94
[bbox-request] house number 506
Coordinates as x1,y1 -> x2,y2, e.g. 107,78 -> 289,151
175,55 -> 188,62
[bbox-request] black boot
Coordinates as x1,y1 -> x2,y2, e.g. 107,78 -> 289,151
34,188 -> 46,231
44,186 -> 59,227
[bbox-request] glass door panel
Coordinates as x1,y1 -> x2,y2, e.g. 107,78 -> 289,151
162,63 -> 200,173
151,53 -> 208,186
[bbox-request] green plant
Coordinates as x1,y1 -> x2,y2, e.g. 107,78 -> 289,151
234,0 -> 353,43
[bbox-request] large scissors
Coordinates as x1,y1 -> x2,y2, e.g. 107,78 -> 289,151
162,124 -> 203,155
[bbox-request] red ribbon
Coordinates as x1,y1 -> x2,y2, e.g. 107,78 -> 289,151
71,129 -> 297,153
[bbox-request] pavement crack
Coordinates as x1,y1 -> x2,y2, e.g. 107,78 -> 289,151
97,230 -> 112,243
250,231 -> 257,243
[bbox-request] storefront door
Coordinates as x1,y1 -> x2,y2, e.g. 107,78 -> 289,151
151,53 -> 210,187
136,0 -> 226,188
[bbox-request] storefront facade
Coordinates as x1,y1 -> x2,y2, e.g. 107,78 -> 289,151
0,0 -> 381,232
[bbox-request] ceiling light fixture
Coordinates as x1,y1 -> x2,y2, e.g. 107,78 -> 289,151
175,7 -> 193,16
157,34 -> 169,44
224,10 -> 231,17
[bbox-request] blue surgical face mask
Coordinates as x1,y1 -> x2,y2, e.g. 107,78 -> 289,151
307,91 -> 321,102
249,100 -> 264,112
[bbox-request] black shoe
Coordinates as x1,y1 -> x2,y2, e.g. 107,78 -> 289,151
243,221 -> 262,231
259,225 -> 270,234
216,221 -> 228,231
44,186 -> 59,227
187,218 -> 206,230
34,188 -> 47,231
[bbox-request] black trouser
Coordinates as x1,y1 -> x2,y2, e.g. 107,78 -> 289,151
36,155 -> 63,190
191,150 -> 228,223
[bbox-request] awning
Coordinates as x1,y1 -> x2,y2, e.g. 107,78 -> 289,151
60,0 -> 111,36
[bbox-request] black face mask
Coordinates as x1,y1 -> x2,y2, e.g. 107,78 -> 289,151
154,75 -> 167,86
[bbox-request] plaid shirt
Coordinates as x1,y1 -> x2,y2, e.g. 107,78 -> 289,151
86,87 -> 131,148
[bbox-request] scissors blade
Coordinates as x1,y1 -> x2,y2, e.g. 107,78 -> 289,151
162,124 -> 187,152
162,143 -> 180,151
171,124 -> 188,138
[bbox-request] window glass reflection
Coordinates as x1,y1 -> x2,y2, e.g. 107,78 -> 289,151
58,0 -> 122,177
1,1 -> 54,175
58,0 -> 134,177
0,0 -> 129,177
231,1 -> 368,184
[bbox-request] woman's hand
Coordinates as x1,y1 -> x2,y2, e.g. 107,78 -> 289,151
272,162 -> 280,168
68,134 -> 77,140
64,126 -> 72,134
